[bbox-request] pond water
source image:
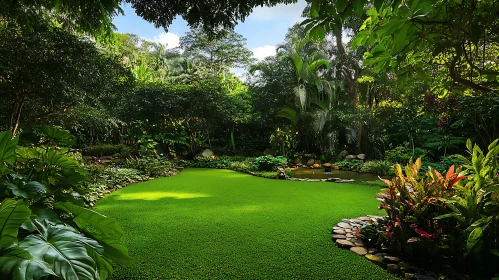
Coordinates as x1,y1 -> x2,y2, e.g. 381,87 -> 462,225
290,168 -> 384,181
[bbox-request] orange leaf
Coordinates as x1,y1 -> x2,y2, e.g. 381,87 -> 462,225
445,165 -> 455,180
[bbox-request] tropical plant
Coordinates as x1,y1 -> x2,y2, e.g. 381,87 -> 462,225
269,128 -> 297,156
252,155 -> 288,172
0,128 -> 133,280
373,138 -> 499,277
360,160 -> 393,176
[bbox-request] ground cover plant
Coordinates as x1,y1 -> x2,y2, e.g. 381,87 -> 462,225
95,168 -> 396,279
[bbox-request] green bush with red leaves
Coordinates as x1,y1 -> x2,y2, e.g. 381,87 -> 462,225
367,139 -> 499,278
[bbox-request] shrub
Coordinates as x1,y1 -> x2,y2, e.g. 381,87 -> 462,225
333,159 -> 364,170
252,155 -> 288,171
369,139 -> 499,277
360,160 -> 393,175
84,143 -> 133,158
123,156 -> 176,177
384,143 -> 429,164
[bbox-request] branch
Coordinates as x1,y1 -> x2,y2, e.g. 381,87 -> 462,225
448,56 -> 494,92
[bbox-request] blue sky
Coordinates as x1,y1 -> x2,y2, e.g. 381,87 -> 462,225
112,1 -> 307,61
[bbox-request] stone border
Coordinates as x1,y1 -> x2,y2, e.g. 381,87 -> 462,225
288,177 -> 355,183
332,217 -> 437,280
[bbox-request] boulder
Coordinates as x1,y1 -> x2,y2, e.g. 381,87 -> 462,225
200,149 -> 214,157
263,148 -> 274,155
357,153 -> 366,160
306,159 -> 315,166
312,163 -> 320,168
345,155 -> 357,160
322,163 -> 332,167
339,150 -> 349,157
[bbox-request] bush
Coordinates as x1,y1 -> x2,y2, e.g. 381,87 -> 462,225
333,159 -> 364,170
384,143 -> 429,164
123,156 -> 176,177
360,160 -> 393,175
84,143 -> 133,158
252,155 -> 288,171
368,139 -> 499,277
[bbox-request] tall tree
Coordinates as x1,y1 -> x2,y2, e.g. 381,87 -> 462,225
180,28 -> 254,75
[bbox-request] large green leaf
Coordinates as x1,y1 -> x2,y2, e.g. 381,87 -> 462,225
38,126 -> 76,146
466,227 -> 483,254
42,149 -> 80,169
21,220 -> 100,280
0,243 -> 56,280
4,175 -> 47,199
54,202 -> 134,265
0,131 -> 19,175
0,199 -> 31,246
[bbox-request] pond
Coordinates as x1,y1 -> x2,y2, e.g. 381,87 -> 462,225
290,168 -> 384,182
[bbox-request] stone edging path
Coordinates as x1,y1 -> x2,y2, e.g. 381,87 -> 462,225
332,217 -> 438,280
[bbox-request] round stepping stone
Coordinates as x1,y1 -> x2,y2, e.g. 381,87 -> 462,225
336,239 -> 354,248
333,229 -> 345,234
332,234 -> 346,239
337,222 -> 353,229
384,256 -> 400,263
365,254 -> 385,267
387,264 -> 399,273
350,247 -> 367,256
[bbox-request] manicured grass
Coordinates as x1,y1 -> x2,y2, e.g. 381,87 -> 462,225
95,169 -> 396,280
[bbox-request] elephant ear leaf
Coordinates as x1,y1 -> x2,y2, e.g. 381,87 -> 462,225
0,242 -> 56,280
0,199 -> 31,247
5,180 -> 47,200
38,126 -> 75,146
20,220 -> 100,280
54,202 -> 134,265
0,131 -> 19,175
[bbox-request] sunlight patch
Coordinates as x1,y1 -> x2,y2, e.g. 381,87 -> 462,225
117,192 -> 210,200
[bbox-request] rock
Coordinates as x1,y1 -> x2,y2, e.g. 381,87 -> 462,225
294,158 -> 302,165
263,148 -> 274,155
201,149 -> 214,157
415,274 -> 436,280
290,178 -> 300,181
333,229 -> 345,234
312,163 -> 320,168
344,228 -> 352,233
357,153 -> 366,160
332,234 -> 346,239
353,242 -> 365,247
333,166 -> 340,170
339,150 -> 349,157
306,159 -> 315,166
384,256 -> 400,263
336,179 -> 355,183
350,247 -> 368,256
336,239 -> 355,248
322,163 -> 332,167
405,273 -> 415,279
365,254 -> 385,266
337,222 -> 352,229
346,155 -> 357,160
327,178 -> 340,182
387,264 -> 399,274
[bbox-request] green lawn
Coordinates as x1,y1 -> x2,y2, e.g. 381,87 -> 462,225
95,168 -> 396,280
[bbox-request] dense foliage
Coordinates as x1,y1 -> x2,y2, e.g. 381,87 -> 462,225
366,140 -> 499,277
0,128 -> 133,280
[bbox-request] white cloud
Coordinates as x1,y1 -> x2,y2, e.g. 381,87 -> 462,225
251,45 -> 276,61
152,32 -> 180,49
247,0 -> 307,22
